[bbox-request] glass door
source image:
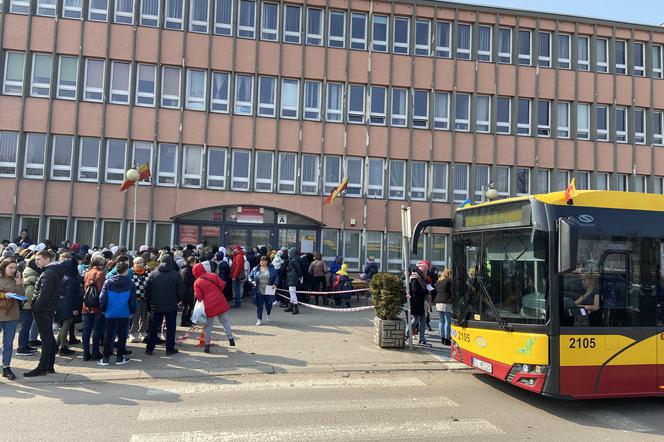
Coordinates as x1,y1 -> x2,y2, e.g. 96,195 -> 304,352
251,229 -> 273,251
227,228 -> 249,249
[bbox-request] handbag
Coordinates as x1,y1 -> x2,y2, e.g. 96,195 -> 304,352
191,300 -> 207,324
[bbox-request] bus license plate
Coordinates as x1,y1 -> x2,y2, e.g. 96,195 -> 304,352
472,357 -> 493,374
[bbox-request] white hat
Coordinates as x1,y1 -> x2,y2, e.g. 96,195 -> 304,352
110,245 -> 119,255
139,245 -> 149,252
28,244 -> 37,252
7,243 -> 17,251
36,243 -> 47,252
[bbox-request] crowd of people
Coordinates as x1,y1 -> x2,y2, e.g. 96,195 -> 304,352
407,261 -> 453,347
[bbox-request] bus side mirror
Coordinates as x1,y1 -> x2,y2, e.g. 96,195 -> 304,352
558,218 -> 577,273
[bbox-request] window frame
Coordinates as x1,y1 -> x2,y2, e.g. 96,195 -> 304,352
323,155 -> 342,194
206,147 -> 227,189
616,107 -> 627,143
135,63 -> 157,107
280,78 -> 300,119
518,29 -> 532,66
3,52 -> 25,96
367,158 -> 384,198
391,88 -> 407,127
371,14 -> 388,52
84,58 -> 105,103
369,85 -> 387,126
454,93 -> 470,132
633,41 -> 645,77
517,98 -> 531,136
306,7 -> 324,46
410,161 -> 427,201
283,4 -> 302,44
576,35 -> 590,71
615,39 -> 627,75
234,73 -> 254,115
30,53 -> 52,98
496,96 -> 511,134
596,37 -> 609,72
347,84 -> 365,124
0,132 -> 19,178
456,23 -> 471,60
88,0 -> 109,21
211,70 -> 230,113
389,159 -> 406,200
516,167 -> 530,196
303,80 -> 321,121
257,75 -> 277,117
105,139 -> 127,183
325,82 -> 343,122
63,0 -> 83,18
538,31 -> 551,67
344,156 -> 363,197
277,152 -> 297,194
653,44 -> 664,79
50,135 -> 73,180
157,143 -> 178,186
300,154 -> 319,195
182,145 -> 203,188
140,0 -> 160,26
109,60 -> 131,105
452,163 -> 469,203
415,19 -> 431,56
577,103 -> 590,140
328,10 -> 346,49
557,33 -> 571,69
393,16 -> 409,55
475,95 -> 491,133
476,25 -> 492,62
497,27 -> 512,64
237,0 -> 256,39
431,162 -> 448,202
115,0 -> 136,24
161,66 -> 181,109
350,12 -> 367,50
165,0 -> 184,30
185,69 -> 207,111
260,2 -> 279,41
188,0 -> 209,33
78,138 -> 101,182
412,89 -> 429,129
231,149 -> 252,191
23,133 -> 47,179
557,101 -> 570,138
214,0 -> 233,35
433,91 -> 449,130
537,99 -> 551,137
634,108 -> 646,145
653,110 -> 663,146
436,21 -> 451,58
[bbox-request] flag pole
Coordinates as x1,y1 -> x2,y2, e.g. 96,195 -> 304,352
133,178 -> 138,253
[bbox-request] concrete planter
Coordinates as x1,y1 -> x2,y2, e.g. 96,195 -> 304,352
373,316 -> 405,348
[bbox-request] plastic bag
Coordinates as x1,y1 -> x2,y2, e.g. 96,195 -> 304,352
191,300 -> 207,325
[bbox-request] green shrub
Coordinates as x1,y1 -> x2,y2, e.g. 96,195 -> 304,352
371,273 -> 406,320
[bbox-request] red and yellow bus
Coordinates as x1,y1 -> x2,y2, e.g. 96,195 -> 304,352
414,190 -> 664,399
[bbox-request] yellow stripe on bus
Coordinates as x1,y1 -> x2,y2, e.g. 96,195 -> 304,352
452,326 -> 548,365
559,335 -> 636,367
607,335 -> 658,366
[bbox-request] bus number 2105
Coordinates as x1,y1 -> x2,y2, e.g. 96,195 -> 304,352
568,337 -> 596,349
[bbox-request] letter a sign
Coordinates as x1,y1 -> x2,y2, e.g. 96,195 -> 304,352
277,214 -> 288,225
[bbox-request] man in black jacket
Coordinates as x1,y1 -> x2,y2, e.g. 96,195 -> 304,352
145,255 -> 184,356
24,251 -> 64,377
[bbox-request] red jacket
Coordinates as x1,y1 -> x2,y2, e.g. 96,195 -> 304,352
230,251 -> 245,280
193,263 -> 230,318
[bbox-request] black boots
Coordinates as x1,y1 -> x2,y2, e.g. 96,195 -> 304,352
2,367 -> 15,381
229,338 -> 236,347
441,338 -> 451,346
292,304 -> 299,315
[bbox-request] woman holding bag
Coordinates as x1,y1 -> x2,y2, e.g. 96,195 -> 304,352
192,261 -> 235,353
249,256 -> 279,326
0,258 -> 25,380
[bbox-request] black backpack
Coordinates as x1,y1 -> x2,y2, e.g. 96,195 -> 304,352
84,274 -> 101,309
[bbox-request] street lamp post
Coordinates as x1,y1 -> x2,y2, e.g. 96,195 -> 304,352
126,167 -> 140,252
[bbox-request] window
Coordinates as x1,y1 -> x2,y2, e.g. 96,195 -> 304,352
260,2 -> 278,41
633,42 -> 645,76
343,230 -> 361,272
278,152 -> 296,193
24,134 -> 46,179
495,166 -> 510,196
136,64 -> 156,106
616,107 -> 627,143
280,78 -> 299,119
557,33 -> 571,69
434,92 -> 449,130
238,0 -> 256,38
391,88 -> 407,127
365,231 -> 383,271
105,140 -> 127,183
456,23 -> 471,60
553,170 -> 569,191
386,232 -> 402,272
454,93 -> 470,131
431,163 -> 448,201
577,36 -> 589,71
475,95 -> 490,133
185,69 -> 206,111
214,0 -> 233,35
536,169 -> 549,193
63,0 -> 83,18
596,172 -> 609,190
347,84 -> 365,124
557,102 -> 570,138
300,154 -> 319,194
577,103 -> 590,140
634,175 -> 647,193
474,164 -> 489,199
367,158 -> 384,198
101,221 -> 121,247
516,168 -> 530,195
89,0 -> 108,21
389,160 -> 405,199
109,61 -> 130,104
616,174 -> 628,191
517,98 -> 531,135
182,145 -> 203,187
0,132 -> 18,177
415,19 -> 431,56
372,15 -> 388,52
498,27 -> 512,63
654,111 -> 663,145
10,0 -> 29,13
154,223 -> 174,249
430,233 -> 447,268
189,0 -> 209,32
30,54 -> 52,97
206,147 -> 227,189
518,29 -> 531,65
323,156 -> 341,194
477,25 -> 492,61
210,71 -> 229,112
653,45 -> 663,79
304,80 -> 322,121
74,219 -> 95,246
141,0 -> 160,26
538,31 -> 551,67
3,52 -> 25,95
369,86 -> 386,125
234,74 -> 254,115
79,138 -> 100,182
634,108 -> 646,144
436,22 -> 451,58
133,141 -> 153,183
231,150 -> 251,190
345,157 -> 363,197
257,76 -> 276,117
496,97 -> 511,134
57,56 -> 78,100
161,66 -> 181,108
51,136 -> 73,180
393,17 -> 409,54
537,100 -> 551,137
596,38 -> 608,72
350,12 -> 367,50
284,5 -> 302,44
254,150 -> 272,192
452,164 -> 469,202
412,90 -> 429,128
322,229 -> 339,263
306,8 -> 323,46
157,143 -> 177,185
615,40 -> 627,74
84,59 -> 105,102
328,10 -> 346,48
326,83 -> 343,122
410,161 -> 427,200
115,0 -> 135,24
575,171 -> 590,190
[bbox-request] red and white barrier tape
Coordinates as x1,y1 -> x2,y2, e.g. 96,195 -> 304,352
275,292 -> 375,313
176,324 -> 203,342
275,287 -> 370,296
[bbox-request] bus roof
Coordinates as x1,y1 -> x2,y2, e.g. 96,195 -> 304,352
458,191 -> 664,213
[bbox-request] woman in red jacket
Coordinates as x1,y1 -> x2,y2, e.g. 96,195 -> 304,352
193,262 -> 235,353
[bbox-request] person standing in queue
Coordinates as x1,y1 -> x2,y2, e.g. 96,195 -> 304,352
285,247 -> 302,315
435,268 -> 453,346
0,258 -> 25,380
230,246 -> 245,308
250,256 -> 279,325
145,255 -> 184,356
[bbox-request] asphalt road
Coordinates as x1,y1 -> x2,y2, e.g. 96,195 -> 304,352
1,370 -> 663,441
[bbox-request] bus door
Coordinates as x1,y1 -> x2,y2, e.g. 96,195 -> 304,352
658,244 -> 664,394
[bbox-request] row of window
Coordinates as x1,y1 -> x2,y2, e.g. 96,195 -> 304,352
1,131 -> 662,202
4,0 -> 664,79
5,52 -> 664,143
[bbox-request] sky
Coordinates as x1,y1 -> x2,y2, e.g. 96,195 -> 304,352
446,0 -> 664,26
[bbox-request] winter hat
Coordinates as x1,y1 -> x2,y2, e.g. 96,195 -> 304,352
336,263 -> 349,277
110,245 -> 119,255
2,249 -> 12,258
417,260 -> 429,271
28,244 -> 37,252
71,243 -> 80,252
7,243 -> 17,251
35,243 -> 47,252
91,251 -> 104,259
20,242 -> 30,249
80,245 -> 90,256
139,245 -> 149,253
234,245 -> 242,252
201,260 -> 212,273
215,251 -> 225,261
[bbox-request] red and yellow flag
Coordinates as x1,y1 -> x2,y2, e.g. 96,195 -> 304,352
324,177 -> 349,205
119,163 -> 151,192
564,178 -> 577,205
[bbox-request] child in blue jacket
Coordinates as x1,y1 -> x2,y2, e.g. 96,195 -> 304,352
98,262 -> 136,366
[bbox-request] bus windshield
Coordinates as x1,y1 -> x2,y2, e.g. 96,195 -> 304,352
453,228 -> 549,325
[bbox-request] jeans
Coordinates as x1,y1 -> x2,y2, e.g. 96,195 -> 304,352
408,314 -> 426,343
439,311 -> 452,340
103,317 -> 129,360
256,294 -> 275,320
1,320 -> 18,367
232,280 -> 243,307
33,311 -> 56,371
56,318 -> 73,349
18,309 -> 33,349
205,313 -> 233,345
147,310 -> 176,352
82,313 -> 105,356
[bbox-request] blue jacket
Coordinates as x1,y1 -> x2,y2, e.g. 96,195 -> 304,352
100,274 -> 137,319
248,265 -> 279,289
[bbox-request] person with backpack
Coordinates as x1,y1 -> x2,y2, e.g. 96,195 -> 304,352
98,262 -> 136,366
332,264 -> 354,308
285,247 -> 302,315
230,246 -> 245,308
192,261 -> 234,353
81,255 -> 106,361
